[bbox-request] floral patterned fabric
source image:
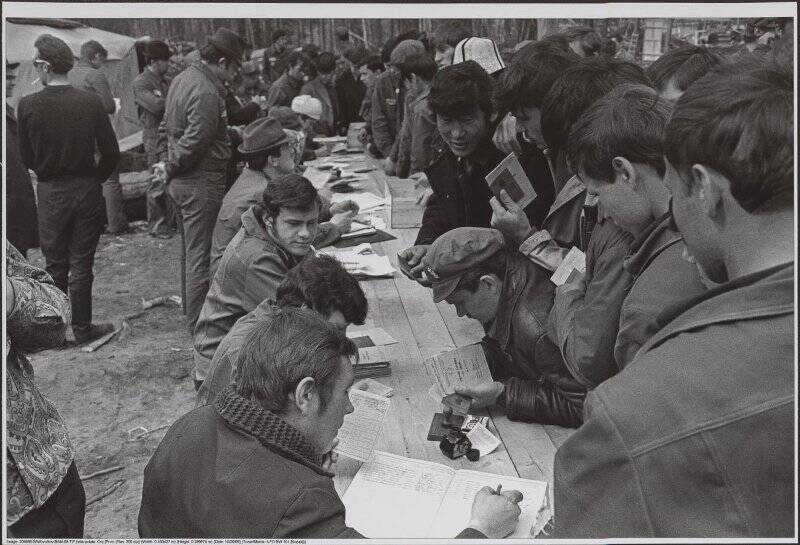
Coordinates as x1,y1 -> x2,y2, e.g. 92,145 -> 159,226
5,242 -> 74,525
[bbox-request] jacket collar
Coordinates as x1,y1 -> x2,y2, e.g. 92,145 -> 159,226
544,175 -> 585,223
643,261 -> 794,354
214,386 -> 331,477
191,60 -> 227,96
240,206 -> 305,268
488,253 -> 527,351
623,212 -> 683,277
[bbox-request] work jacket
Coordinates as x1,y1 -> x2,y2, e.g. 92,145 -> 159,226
160,61 -> 231,178
554,262 -> 794,538
394,86 -> 425,178
301,76 -> 339,136
614,213 -> 706,369
265,73 -> 303,109
132,67 -> 168,133
482,252 -> 586,427
67,60 -> 116,114
370,70 -> 401,158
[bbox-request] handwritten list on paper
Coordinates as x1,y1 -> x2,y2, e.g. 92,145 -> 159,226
423,343 -> 493,396
334,388 -> 391,462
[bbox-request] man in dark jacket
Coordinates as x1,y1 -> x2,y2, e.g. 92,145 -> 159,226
554,60 -> 794,539
140,307 -> 523,538
300,52 -> 340,136
423,228 -> 586,427
154,27 -> 244,333
17,34 -> 119,344
265,51 -> 311,109
133,39 -> 173,237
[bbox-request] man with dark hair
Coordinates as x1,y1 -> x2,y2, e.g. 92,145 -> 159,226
562,26 -> 603,57
300,51 -> 340,136
154,27 -> 244,333
266,27 -> 292,82
355,54 -> 385,148
565,84 -> 706,369
133,39 -> 174,237
432,22 -> 471,67
69,39 -> 116,114
645,45 -> 725,101
196,254 -> 368,406
17,34 -> 120,343
265,50 -> 311,109
192,174 -> 345,389
336,45 -> 367,132
399,60 -> 539,280
141,306 -> 522,538
395,53 -> 438,178
421,228 -> 586,427
554,62 -> 794,539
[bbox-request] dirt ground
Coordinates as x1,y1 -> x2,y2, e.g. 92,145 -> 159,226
26,223 -> 197,538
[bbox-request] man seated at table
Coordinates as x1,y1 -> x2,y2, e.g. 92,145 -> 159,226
140,307 -> 524,538
422,227 -> 586,428
197,254 -> 368,406
553,59 -> 794,539
193,174 -> 345,390
398,60 -> 540,281
210,117 -> 357,276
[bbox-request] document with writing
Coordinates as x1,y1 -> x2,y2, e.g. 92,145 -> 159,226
423,343 -> 493,399
342,451 -> 548,538
550,246 -> 586,286
334,389 -> 391,462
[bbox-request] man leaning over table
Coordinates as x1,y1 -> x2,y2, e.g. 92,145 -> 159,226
140,307 -> 524,538
553,59 -> 794,538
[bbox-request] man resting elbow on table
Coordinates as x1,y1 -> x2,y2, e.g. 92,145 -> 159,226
421,227 -> 586,428
140,307 -> 523,538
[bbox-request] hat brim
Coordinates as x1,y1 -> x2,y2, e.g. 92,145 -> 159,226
431,275 -> 463,304
237,133 -> 293,156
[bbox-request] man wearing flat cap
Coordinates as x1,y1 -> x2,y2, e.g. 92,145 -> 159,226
154,27 -> 245,334
421,227 -> 586,428
133,39 -> 174,237
17,34 -> 120,344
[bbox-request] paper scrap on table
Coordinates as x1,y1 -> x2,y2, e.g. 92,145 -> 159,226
318,243 -> 395,278
550,246 -> 586,286
303,166 -> 333,190
356,377 -> 394,397
331,192 -> 386,213
335,388 -> 391,461
466,422 -> 500,456
347,327 -> 398,346
423,343 -> 493,396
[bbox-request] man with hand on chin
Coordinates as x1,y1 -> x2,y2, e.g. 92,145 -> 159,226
141,307 -> 524,538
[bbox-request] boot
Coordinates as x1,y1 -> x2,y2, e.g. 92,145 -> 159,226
72,323 -> 115,345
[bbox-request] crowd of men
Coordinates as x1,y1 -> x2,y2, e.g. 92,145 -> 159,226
4,18 -> 795,540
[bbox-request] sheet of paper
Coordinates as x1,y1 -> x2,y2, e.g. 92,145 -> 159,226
342,451 -> 455,538
427,470 -> 549,539
335,389 -> 391,462
303,166 -> 333,190
550,246 -> 586,286
423,343 -> 493,396
466,422 -> 500,456
330,191 -> 386,213
347,327 -> 398,346
485,152 -> 537,210
355,377 -> 394,397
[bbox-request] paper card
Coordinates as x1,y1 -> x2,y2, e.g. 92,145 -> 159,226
465,422 -> 500,456
423,344 -> 493,396
485,152 -> 537,210
355,377 -> 394,397
335,388 -> 391,462
347,327 -> 398,346
550,246 -> 586,286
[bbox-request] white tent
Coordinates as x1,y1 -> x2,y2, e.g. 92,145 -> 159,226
6,18 -> 143,139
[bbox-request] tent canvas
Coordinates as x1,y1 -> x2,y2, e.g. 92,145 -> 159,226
6,18 -> 143,139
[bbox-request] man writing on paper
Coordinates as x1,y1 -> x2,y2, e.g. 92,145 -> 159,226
140,307 -> 523,538
197,254 -> 368,407
193,174 -> 347,390
421,227 -> 586,427
554,60 -> 794,539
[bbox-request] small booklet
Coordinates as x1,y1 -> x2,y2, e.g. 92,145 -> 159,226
485,152 -> 537,210
334,388 -> 391,462
423,343 -> 493,401
550,246 -> 586,286
342,450 -> 549,538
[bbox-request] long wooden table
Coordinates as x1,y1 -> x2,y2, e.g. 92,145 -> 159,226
315,154 -> 574,511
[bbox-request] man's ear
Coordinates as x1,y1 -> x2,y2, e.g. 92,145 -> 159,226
479,274 -> 500,294
690,164 -> 725,223
612,156 -> 637,188
293,377 -> 321,416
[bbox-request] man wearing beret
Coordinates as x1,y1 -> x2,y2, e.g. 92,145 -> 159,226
421,227 -> 586,427
17,34 -> 120,344
154,27 -> 245,334
133,39 -> 174,238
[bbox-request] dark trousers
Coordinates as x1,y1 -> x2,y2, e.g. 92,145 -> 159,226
168,169 -> 226,333
9,461 -> 86,538
36,177 -> 105,328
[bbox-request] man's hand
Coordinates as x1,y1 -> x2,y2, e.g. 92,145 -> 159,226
152,162 -> 169,184
322,438 -> 340,472
490,189 -> 533,243
468,486 -> 523,538
416,187 -> 434,207
382,158 -> 396,176
358,127 -> 369,144
330,210 -> 357,233
329,199 -> 360,216
455,381 -> 504,411
492,113 -> 522,155
409,171 -> 429,189
397,245 -> 430,282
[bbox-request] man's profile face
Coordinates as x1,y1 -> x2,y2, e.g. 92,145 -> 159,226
436,105 -> 489,158
270,205 -> 320,257
218,59 -> 240,83
319,70 -> 335,86
434,44 -> 455,68
310,356 -> 355,453
275,36 -> 288,52
270,143 -> 296,174
579,166 -> 653,236
90,53 -> 106,69
152,59 -> 170,76
359,66 -> 378,88
512,105 -> 545,148
288,61 -> 305,80
445,281 -> 500,327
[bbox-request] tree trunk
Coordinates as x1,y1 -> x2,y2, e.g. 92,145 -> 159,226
537,18 -> 559,39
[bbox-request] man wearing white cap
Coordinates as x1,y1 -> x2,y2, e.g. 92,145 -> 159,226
452,37 -> 507,76
291,94 -> 327,159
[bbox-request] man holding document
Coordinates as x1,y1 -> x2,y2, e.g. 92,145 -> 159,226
139,307 -> 523,538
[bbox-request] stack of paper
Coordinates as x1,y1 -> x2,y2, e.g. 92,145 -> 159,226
318,243 -> 396,278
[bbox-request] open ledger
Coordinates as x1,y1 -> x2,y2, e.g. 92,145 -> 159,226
342,450 -> 548,538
